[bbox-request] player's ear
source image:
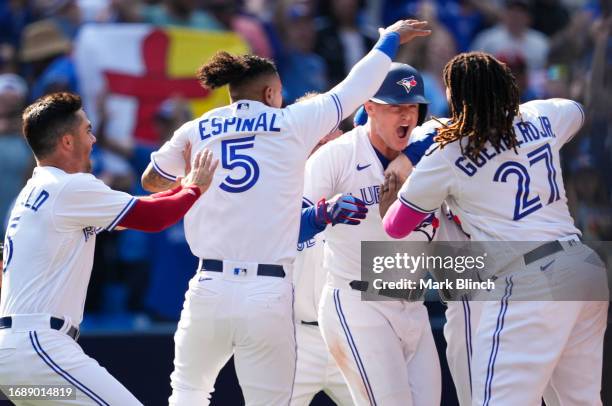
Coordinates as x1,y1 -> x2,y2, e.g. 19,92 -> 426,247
364,101 -> 376,116
262,85 -> 274,107
59,132 -> 75,151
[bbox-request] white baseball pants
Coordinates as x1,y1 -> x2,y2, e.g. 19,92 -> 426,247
290,321 -> 352,406
470,243 -> 609,406
0,315 -> 142,405
169,272 -> 296,406
318,285 -> 441,406
444,299 -> 483,406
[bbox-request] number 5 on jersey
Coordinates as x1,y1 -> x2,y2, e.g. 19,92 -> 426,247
220,136 -> 260,193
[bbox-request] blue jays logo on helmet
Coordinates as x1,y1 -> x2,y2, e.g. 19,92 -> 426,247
368,63 -> 430,125
397,76 -> 418,94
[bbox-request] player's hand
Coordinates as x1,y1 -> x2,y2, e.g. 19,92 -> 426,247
384,154 -> 414,185
379,172 -> 401,218
182,149 -> 219,194
380,19 -> 431,44
315,194 -> 368,226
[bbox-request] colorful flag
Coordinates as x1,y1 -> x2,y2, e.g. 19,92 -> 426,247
75,24 -> 249,147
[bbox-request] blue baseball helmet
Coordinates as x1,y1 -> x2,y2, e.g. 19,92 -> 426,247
370,62 -> 429,125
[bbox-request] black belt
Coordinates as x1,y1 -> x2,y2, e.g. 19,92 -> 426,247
301,320 -> 319,326
200,259 -> 285,278
0,316 -> 79,341
349,280 -> 419,300
523,241 -> 565,265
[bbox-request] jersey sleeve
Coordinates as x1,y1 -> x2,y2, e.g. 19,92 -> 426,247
527,98 -> 585,146
397,148 -> 454,214
53,174 -> 136,232
303,144 -> 339,206
149,121 -> 192,181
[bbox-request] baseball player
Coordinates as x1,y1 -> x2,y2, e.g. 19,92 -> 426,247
382,52 -> 609,405
292,231 -> 354,406
384,121 -> 481,406
140,20 -> 432,406
291,110 -> 355,406
0,92 -> 218,405
304,63 -> 441,406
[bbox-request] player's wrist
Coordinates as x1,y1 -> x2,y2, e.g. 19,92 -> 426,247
315,198 -> 332,226
374,32 -> 400,59
183,184 -> 202,197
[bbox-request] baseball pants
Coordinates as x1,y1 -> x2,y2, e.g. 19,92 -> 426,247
318,285 -> 441,406
0,315 -> 142,405
444,299 -> 483,406
470,242 -> 609,406
169,269 -> 296,406
291,321 -> 352,406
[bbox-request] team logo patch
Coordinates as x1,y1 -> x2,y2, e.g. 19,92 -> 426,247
82,226 -> 96,242
397,76 -> 418,94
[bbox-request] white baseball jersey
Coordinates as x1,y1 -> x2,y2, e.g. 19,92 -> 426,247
399,98 -> 583,242
0,166 -> 135,324
150,47 -> 394,267
303,125 -> 435,282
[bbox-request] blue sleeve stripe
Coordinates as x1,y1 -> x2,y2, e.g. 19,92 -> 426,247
152,159 -> 178,181
398,195 -> 436,214
106,197 -> 137,231
570,100 -> 585,128
374,32 -> 400,60
334,93 -> 343,123
302,196 -> 315,206
330,93 -> 341,131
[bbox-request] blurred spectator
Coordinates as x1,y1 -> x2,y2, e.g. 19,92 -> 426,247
566,164 -> 612,241
0,0 -> 35,47
381,0 -> 498,52
204,0 -> 274,58
0,43 -> 18,74
277,4 -> 328,103
35,0 -> 83,39
120,98 -> 196,320
548,8 -> 595,65
0,1 -> 34,74
471,0 -> 549,71
496,52 -> 538,101
78,0 -> 115,23
397,2 -> 456,117
19,19 -> 79,101
315,0 -> 375,86
112,0 -> 225,29
530,0 -> 570,37
0,74 -> 33,236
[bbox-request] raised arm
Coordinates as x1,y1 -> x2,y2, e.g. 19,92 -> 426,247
329,19 -> 431,120
287,20 -> 431,146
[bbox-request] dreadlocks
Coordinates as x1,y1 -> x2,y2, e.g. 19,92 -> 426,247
435,52 -> 520,161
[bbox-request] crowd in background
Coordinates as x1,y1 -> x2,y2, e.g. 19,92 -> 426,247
0,0 -> 610,326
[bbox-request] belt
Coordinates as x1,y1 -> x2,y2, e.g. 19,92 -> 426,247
301,320 -> 319,326
523,241 -> 565,265
0,316 -> 79,341
200,259 -> 285,278
349,280 -> 419,300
